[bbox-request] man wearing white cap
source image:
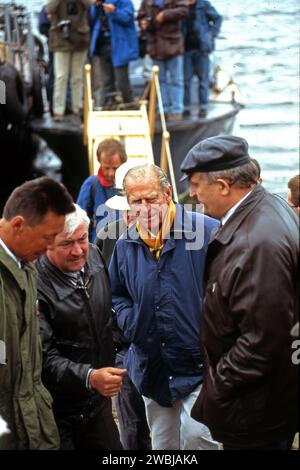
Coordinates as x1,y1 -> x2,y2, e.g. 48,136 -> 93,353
96,160 -> 142,262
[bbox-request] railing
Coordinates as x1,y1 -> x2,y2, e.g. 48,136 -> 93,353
147,65 -> 178,202
0,42 -> 9,63
0,4 -> 37,82
83,63 -> 178,201
83,63 -> 93,147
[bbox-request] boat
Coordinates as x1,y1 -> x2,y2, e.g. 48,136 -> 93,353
29,64 -> 242,198
1,3 -> 243,206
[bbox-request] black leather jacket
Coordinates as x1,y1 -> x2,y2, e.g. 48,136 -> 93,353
36,245 -> 114,415
191,185 -> 299,447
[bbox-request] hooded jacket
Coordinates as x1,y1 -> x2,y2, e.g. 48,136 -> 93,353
89,0 -> 139,67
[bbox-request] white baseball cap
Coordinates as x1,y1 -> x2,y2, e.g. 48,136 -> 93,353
105,160 -> 145,211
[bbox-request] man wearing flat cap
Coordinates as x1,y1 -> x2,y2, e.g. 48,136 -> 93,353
180,135 -> 299,450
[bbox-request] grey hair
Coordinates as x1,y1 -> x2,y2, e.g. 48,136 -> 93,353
63,203 -> 90,237
203,162 -> 258,188
123,164 -> 170,192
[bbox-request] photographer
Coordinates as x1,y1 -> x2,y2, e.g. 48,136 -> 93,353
89,0 -> 138,108
46,0 -> 92,122
137,0 -> 188,122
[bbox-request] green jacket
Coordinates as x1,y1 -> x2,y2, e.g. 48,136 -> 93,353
0,246 -> 59,450
46,0 -> 91,52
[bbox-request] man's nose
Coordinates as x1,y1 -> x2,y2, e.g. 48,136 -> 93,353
71,242 -> 82,255
107,168 -> 116,181
189,187 -> 196,198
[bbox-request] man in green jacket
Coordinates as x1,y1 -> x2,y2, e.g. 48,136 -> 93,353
0,177 -> 74,450
46,0 -> 91,121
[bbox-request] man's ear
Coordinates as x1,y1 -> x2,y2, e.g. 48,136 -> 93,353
46,241 -> 56,252
217,179 -> 230,195
166,186 -> 173,203
10,216 -> 26,234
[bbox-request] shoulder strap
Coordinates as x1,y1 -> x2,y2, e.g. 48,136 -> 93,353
87,176 -> 98,218
90,175 -> 99,203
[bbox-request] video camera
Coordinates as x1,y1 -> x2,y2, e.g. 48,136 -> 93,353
57,19 -> 71,40
145,15 -> 156,33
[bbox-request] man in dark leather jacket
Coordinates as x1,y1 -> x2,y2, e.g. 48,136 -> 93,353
36,203 -> 125,450
181,135 -> 299,450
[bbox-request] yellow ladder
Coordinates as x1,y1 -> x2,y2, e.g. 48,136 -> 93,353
83,64 -> 178,200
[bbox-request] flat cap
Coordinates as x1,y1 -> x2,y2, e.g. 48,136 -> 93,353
180,135 -> 250,179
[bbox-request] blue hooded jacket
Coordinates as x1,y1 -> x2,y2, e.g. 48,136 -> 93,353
109,204 -> 219,406
89,0 -> 139,67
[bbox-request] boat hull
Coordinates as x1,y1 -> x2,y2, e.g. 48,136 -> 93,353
153,102 -> 240,193
30,101 -> 240,199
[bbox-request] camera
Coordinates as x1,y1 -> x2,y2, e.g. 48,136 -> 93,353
58,19 -> 71,40
146,16 -> 156,33
66,1 -> 79,16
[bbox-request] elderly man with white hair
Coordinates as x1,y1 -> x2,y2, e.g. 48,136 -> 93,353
109,164 -> 219,450
36,204 -> 125,450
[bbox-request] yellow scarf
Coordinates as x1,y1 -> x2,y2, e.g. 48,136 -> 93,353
137,200 -> 176,260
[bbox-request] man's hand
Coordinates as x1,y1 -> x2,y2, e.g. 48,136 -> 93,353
155,11 -> 164,24
89,367 -> 127,397
103,3 -> 116,14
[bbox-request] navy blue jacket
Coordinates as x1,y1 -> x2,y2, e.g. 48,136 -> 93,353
89,0 -> 139,67
76,176 -> 118,242
183,0 -> 222,53
109,204 -> 219,406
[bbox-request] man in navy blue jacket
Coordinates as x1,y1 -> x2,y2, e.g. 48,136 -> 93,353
77,138 -> 127,241
109,164 -> 219,450
183,0 -> 222,118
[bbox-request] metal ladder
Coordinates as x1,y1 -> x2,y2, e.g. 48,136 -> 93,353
83,64 -> 178,201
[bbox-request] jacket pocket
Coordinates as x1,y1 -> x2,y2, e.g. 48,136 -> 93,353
191,365 -> 246,434
34,386 -> 60,449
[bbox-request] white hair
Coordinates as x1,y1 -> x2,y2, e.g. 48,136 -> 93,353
63,203 -> 90,237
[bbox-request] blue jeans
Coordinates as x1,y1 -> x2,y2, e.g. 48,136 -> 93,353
184,50 -> 210,109
154,56 -> 184,114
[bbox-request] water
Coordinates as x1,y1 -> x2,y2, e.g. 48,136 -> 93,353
211,0 -> 299,197
4,0 -> 299,197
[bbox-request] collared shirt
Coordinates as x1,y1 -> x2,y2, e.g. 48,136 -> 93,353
221,190 -> 253,226
0,238 -> 22,268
